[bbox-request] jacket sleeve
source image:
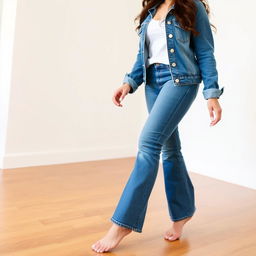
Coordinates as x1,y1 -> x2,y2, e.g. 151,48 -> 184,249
191,0 -> 224,100
122,37 -> 144,94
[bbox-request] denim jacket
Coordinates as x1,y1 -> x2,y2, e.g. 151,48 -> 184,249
123,0 -> 224,100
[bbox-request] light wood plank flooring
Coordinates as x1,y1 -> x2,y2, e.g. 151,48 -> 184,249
0,158 -> 255,256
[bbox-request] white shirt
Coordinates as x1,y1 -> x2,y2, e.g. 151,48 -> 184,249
145,7 -> 173,68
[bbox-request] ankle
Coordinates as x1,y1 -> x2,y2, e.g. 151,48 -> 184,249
112,223 -> 132,232
175,216 -> 192,222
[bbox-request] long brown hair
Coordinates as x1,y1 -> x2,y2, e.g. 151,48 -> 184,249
134,0 -> 216,36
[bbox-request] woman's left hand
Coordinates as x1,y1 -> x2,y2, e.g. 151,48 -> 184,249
207,98 -> 222,126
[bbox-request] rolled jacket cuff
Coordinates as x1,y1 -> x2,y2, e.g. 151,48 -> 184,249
203,87 -> 224,100
123,73 -> 139,94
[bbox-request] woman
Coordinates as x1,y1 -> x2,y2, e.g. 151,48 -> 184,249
92,0 -> 224,253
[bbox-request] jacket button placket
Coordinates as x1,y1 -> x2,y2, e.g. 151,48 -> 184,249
142,21 -> 150,83
165,17 -> 179,85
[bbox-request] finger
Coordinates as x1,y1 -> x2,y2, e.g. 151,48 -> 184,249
120,90 -> 127,101
208,107 -> 215,122
210,119 -> 217,126
112,92 -> 122,107
210,114 -> 218,125
112,93 -> 119,106
211,109 -> 222,126
214,109 -> 222,124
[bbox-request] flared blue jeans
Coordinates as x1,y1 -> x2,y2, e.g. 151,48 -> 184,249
110,63 -> 199,232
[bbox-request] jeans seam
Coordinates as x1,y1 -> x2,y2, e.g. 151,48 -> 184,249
133,153 -> 152,231
156,84 -> 193,144
134,186 -> 148,231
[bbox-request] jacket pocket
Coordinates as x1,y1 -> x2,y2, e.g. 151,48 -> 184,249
173,20 -> 190,43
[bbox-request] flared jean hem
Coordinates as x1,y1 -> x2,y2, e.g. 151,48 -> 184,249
171,207 -> 196,221
110,217 -> 142,233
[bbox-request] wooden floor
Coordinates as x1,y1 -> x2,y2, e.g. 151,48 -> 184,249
0,158 -> 255,256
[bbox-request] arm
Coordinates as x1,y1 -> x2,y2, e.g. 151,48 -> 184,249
192,0 -> 224,100
122,39 -> 144,94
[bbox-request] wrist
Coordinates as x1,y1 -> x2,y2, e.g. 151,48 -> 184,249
123,83 -> 133,92
207,97 -> 219,100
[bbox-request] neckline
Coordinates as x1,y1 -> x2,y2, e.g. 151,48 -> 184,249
152,4 -> 174,22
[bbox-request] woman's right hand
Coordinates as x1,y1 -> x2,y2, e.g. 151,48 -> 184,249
112,83 -> 132,107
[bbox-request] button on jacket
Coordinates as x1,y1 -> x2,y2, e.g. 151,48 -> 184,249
122,0 -> 224,100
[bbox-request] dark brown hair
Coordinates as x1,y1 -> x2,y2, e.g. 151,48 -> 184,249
134,0 -> 216,36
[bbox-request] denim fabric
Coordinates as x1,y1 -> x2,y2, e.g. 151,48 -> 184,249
111,63 -> 198,233
123,0 -> 224,100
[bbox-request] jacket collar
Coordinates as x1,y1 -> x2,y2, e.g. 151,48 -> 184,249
148,2 -> 175,17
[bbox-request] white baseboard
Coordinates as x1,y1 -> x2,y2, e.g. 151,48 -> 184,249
1,145 -> 137,169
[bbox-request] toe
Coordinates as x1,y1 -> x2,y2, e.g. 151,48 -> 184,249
91,243 -> 97,251
102,245 -> 109,253
167,234 -> 179,241
104,246 -> 111,252
98,243 -> 105,253
164,231 -> 173,239
92,245 -> 97,252
94,242 -> 102,252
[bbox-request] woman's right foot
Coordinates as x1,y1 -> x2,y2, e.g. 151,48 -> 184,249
91,223 -> 132,253
164,216 -> 192,241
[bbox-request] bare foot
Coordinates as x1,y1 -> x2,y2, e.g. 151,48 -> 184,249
91,223 -> 132,253
164,216 -> 192,241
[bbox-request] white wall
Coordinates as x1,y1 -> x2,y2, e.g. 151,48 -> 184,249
0,0 -> 145,168
0,0 -> 255,189
178,0 -> 256,189
0,0 -> 17,168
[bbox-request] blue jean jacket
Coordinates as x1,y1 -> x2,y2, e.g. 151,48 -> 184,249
123,0 -> 224,100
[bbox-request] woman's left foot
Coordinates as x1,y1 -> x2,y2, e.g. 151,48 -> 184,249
164,216 -> 192,241
91,223 -> 132,253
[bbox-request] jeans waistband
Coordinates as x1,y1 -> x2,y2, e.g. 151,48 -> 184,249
146,63 -> 172,86
148,63 -> 170,68
147,63 -> 170,69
